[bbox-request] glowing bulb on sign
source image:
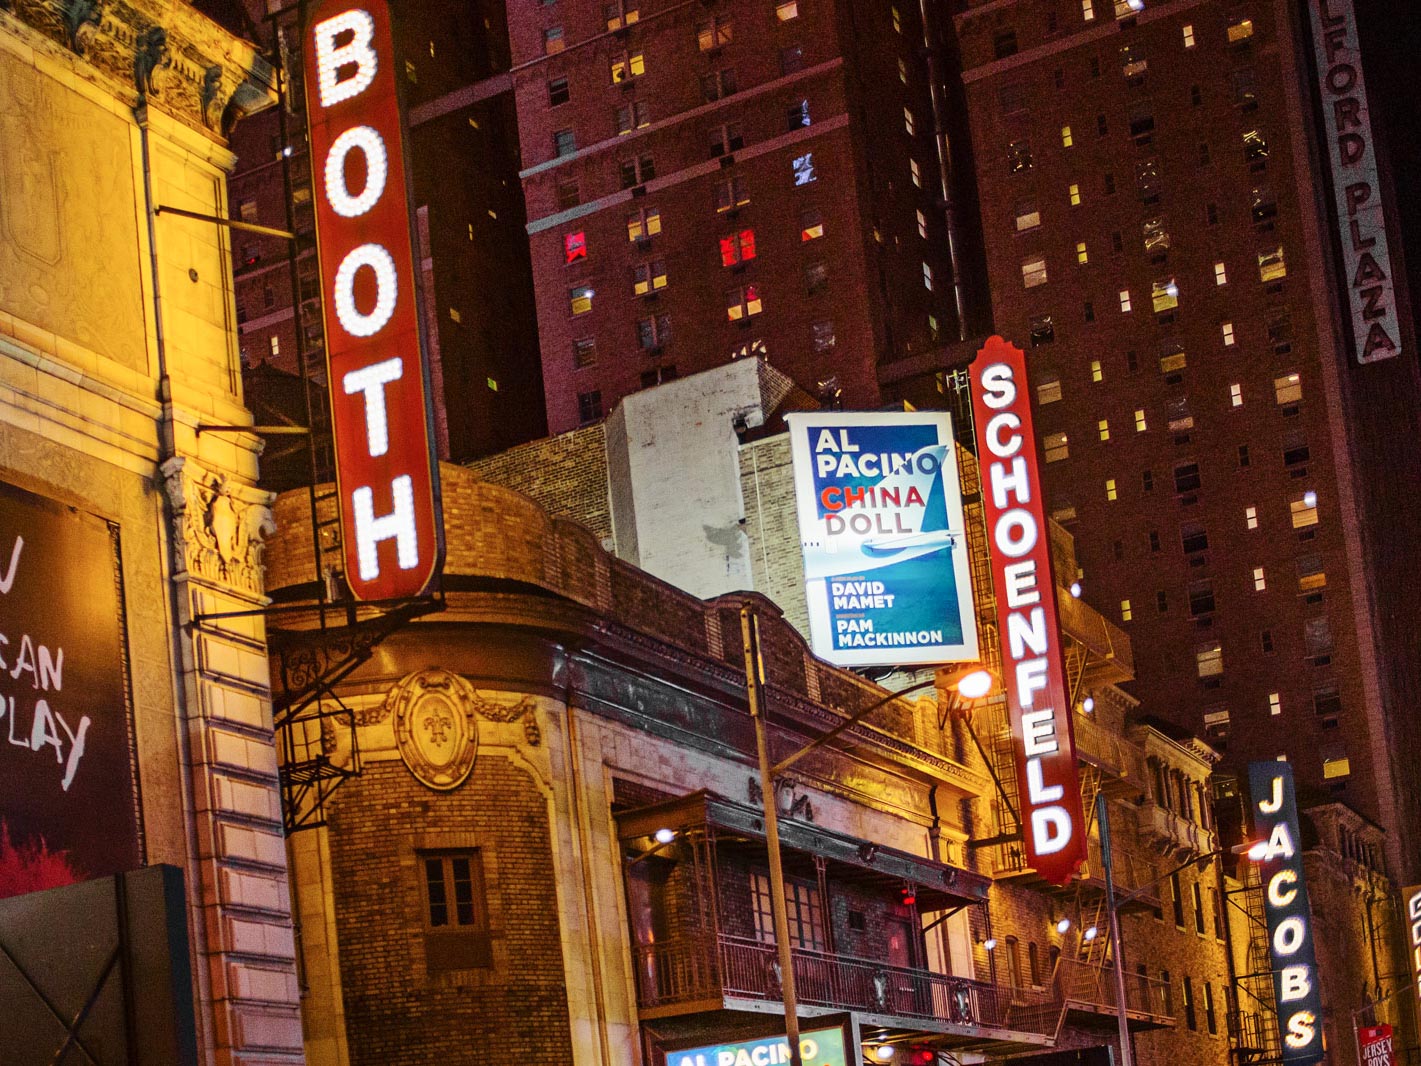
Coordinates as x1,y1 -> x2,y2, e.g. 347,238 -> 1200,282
325,125 -> 389,217
314,9 -> 378,106
333,243 -> 398,337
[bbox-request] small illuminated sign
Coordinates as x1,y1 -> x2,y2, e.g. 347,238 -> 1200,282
1406,884 -> 1421,1004
970,336 -> 1085,886
668,1027 -> 848,1066
1248,761 -> 1324,1065
304,0 -> 443,600
1308,0 -> 1401,363
1358,1024 -> 1395,1066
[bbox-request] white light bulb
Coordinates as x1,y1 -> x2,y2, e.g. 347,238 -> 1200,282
1084,926 -> 1099,941
314,9 -> 378,108
1304,491 -> 1317,508
654,827 -> 676,845
325,125 -> 389,218
351,475 -> 418,580
1082,696 -> 1095,713
873,1045 -> 896,1061
956,669 -> 992,700
334,243 -> 398,337
1069,581 -> 1082,598
1056,918 -> 1072,934
983,938 -> 997,951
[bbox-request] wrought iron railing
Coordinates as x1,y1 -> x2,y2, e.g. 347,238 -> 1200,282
633,934 -> 1061,1038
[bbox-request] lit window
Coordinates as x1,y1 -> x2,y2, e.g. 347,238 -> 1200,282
911,159 -> 923,187
726,284 -> 763,320
917,210 -> 928,238
891,5 -> 901,32
811,319 -> 836,351
1222,322 -> 1236,346
1091,360 -> 1103,382
1298,555 -> 1326,592
1274,373 -> 1302,405
800,209 -> 824,241
1268,691 -> 1281,715
904,107 -> 916,136
1142,216 -> 1170,255
1230,383 -> 1243,407
697,17 -> 733,50
786,100 -> 812,130
1134,409 -> 1147,432
604,2 -> 641,29
1121,599 -> 1133,621
1015,201 -> 1041,231
1227,17 -> 1254,44
1106,478 -> 1118,500
922,262 -> 934,290
268,335 -> 279,357
1214,261 -> 1228,286
1043,431 -> 1069,462
1152,277 -> 1179,312
627,207 -> 662,241
1245,505 -> 1258,530
793,153 -> 817,186
563,231 -> 587,263
1008,140 -> 1033,173
1183,23 -> 1195,47
715,176 -> 750,212
1114,0 -> 1142,17
1291,493 -> 1319,528
1082,0 -> 1095,19
1254,567 -> 1267,592
544,26 -> 565,54
719,229 -> 757,266
899,58 -> 908,84
611,52 -> 646,83
632,259 -> 667,295
928,314 -> 940,340
1118,289 -> 1132,313
775,0 -> 799,21
1062,126 -> 1074,148
730,338 -> 768,360
1076,242 -> 1089,265
1196,642 -> 1224,678
1159,343 -> 1186,372
1069,183 -> 1081,206
1037,378 -> 1063,404
1022,257 -> 1048,289
1243,128 -> 1270,163
569,285 -> 594,315
1323,755 -> 1350,780
1258,246 -> 1287,283
1098,419 -> 1110,441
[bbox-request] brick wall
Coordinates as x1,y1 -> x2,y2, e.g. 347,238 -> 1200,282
326,759 -> 573,1066
465,423 -> 613,543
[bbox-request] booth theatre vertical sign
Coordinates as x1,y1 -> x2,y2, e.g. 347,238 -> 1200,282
304,0 -> 443,600
970,336 -> 1086,886
0,481 -> 139,899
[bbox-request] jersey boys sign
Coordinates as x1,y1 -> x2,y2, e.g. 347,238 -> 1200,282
971,337 -> 1085,886
1309,0 -> 1401,364
1249,761 -> 1324,1066
304,0 -> 443,600
786,412 -> 979,668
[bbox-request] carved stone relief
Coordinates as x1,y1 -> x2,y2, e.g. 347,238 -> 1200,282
388,669 -> 480,791
162,456 -> 274,596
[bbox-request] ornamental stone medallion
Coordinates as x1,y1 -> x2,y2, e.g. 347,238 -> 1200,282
389,669 -> 480,790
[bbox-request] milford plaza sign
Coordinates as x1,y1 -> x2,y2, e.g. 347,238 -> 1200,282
305,0 -> 443,600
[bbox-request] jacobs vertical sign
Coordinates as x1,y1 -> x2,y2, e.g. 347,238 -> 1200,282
970,337 -> 1085,886
786,412 -> 979,668
1248,761 -> 1324,1066
304,0 -> 443,600
1309,0 -> 1401,364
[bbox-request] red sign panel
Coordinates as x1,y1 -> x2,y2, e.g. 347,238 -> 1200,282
970,336 -> 1086,886
1358,1024 -> 1394,1066
304,0 -> 443,600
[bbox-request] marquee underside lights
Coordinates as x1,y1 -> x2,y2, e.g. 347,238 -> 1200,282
970,336 -> 1086,887
305,0 -> 443,601
1248,762 -> 1324,1066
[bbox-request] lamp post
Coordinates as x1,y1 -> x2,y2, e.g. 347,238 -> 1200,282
739,605 -> 991,1066
1095,793 -> 1262,1066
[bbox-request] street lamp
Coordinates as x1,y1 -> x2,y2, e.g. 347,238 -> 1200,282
1095,790 -> 1259,1066
740,605 -> 991,1066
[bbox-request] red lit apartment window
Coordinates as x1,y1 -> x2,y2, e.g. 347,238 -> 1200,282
564,231 -> 587,264
720,229 -> 756,266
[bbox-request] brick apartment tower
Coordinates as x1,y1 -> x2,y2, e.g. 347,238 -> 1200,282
508,0 -> 980,433
935,0 -> 1421,882
227,0 -> 544,467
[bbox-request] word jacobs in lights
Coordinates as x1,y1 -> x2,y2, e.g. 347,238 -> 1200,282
1249,761 -> 1324,1065
970,337 -> 1085,886
305,1 -> 443,601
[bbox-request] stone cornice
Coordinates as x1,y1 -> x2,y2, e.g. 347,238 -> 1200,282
3,0 -> 277,138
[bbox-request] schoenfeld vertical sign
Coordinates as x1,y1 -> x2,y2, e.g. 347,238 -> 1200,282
304,0 -> 444,600
970,336 -> 1085,886
785,411 -> 979,668
1248,760 -> 1324,1065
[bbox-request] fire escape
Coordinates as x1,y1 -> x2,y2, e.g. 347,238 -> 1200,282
1226,866 -> 1284,1065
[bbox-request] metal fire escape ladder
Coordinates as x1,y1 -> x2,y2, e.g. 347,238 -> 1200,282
1225,868 -> 1284,1065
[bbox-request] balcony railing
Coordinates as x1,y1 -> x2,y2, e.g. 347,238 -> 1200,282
1054,958 -> 1176,1026
990,835 -> 1158,905
634,934 -> 1061,1039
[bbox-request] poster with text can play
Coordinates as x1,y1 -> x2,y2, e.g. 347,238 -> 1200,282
786,411 -> 979,669
0,480 -> 140,900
